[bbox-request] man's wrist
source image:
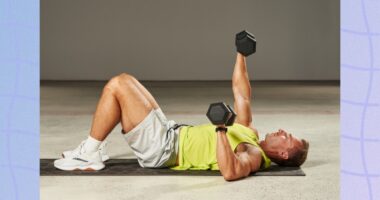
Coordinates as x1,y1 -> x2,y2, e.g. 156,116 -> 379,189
215,127 -> 228,133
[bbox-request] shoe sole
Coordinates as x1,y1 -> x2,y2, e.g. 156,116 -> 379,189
54,163 -> 105,171
74,168 -> 96,171
62,153 -> 110,162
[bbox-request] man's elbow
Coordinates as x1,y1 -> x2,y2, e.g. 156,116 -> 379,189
223,173 -> 237,181
223,172 -> 243,181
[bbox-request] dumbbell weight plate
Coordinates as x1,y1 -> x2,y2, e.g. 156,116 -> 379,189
206,102 -> 232,126
235,30 -> 256,56
225,105 -> 236,126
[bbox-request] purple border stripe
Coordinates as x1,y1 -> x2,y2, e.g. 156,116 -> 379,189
341,0 -> 380,199
0,0 -> 39,199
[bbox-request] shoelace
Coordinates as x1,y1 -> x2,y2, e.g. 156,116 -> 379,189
72,141 -> 107,159
72,142 -> 86,158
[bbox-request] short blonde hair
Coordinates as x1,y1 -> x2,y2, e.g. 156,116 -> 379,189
274,139 -> 309,166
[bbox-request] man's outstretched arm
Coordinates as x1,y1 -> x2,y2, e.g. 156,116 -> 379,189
232,53 -> 257,135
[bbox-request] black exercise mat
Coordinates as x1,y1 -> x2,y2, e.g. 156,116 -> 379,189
40,159 -> 305,176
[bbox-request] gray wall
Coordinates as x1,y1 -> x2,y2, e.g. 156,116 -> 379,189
41,0 -> 339,81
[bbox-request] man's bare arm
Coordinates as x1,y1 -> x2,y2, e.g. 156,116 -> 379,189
232,53 -> 258,137
216,130 -> 262,181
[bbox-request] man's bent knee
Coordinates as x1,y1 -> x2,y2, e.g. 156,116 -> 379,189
104,73 -> 135,93
117,73 -> 136,84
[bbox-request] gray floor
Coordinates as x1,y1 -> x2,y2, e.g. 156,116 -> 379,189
41,81 -> 340,200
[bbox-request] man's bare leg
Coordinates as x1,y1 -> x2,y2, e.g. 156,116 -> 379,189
232,53 -> 256,132
54,73 -> 160,170
89,73 -> 159,141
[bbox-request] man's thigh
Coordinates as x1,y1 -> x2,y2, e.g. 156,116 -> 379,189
114,73 -> 160,130
130,76 -> 160,109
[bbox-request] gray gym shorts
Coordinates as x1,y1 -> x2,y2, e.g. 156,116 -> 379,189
122,108 -> 179,168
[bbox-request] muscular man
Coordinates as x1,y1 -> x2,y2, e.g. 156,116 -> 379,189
54,53 -> 309,181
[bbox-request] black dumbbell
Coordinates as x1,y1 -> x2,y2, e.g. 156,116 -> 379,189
235,30 -> 256,56
206,102 -> 236,126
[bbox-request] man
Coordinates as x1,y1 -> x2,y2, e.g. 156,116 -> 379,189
54,53 -> 309,181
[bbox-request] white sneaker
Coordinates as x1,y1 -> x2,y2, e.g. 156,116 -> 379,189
62,140 -> 110,162
54,142 -> 105,171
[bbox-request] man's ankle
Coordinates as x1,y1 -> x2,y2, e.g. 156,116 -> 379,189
84,136 -> 102,153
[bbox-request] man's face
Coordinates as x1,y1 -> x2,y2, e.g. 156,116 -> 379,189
260,129 -> 303,160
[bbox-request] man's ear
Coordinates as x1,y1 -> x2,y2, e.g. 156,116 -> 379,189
279,151 -> 289,159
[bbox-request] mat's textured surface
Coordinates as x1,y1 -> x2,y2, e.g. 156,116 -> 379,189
41,159 -> 305,176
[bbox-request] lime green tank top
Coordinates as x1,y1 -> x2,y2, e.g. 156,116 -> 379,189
171,123 -> 271,170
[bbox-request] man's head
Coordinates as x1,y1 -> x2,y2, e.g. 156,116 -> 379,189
259,129 -> 309,166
